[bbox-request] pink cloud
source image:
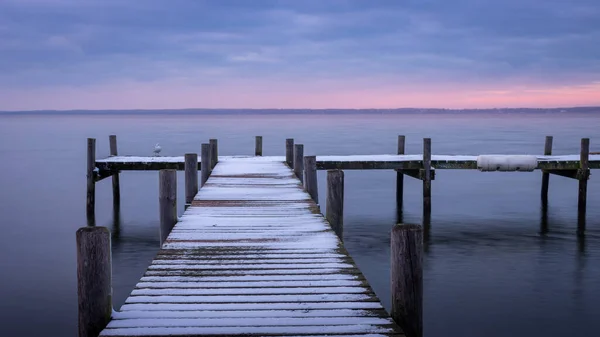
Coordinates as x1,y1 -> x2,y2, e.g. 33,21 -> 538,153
1,80 -> 599,111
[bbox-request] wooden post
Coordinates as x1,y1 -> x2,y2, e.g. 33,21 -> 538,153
304,156 -> 319,204
159,170 -> 177,245
391,224 -> 423,337
422,138 -> 432,225
201,143 -> 211,187
109,135 -> 120,206
541,136 -> 553,202
76,226 -> 112,337
397,135 -> 405,213
286,138 -> 294,168
209,139 -> 218,169
86,138 -> 96,224
294,144 -> 304,183
326,170 -> 344,241
255,136 -> 263,156
578,138 -> 589,236
184,153 -> 198,206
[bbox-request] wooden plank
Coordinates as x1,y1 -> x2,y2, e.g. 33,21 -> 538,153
113,309 -> 392,319
106,317 -> 392,328
119,302 -> 386,311
100,324 -> 397,336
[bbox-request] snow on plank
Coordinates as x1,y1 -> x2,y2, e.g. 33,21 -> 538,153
106,317 -> 392,328
139,273 -> 363,283
100,324 -> 396,336
102,158 -> 401,336
112,309 -> 389,319
134,280 -> 364,289
119,302 -> 385,311
131,286 -> 371,296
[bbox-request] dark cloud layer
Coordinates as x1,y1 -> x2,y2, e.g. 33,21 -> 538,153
0,0 -> 598,102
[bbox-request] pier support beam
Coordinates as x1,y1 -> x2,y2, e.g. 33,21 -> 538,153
304,156 -> 319,204
578,138 -> 589,236
86,138 -> 96,225
541,136 -> 553,203
76,226 -> 112,337
255,136 -> 263,156
184,153 -> 198,206
109,135 -> 120,206
422,138 -> 432,226
209,139 -> 218,169
159,169 -> 177,245
201,143 -> 210,187
396,135 -> 405,218
294,144 -> 304,183
326,170 -> 344,241
286,138 -> 294,168
391,224 -> 423,337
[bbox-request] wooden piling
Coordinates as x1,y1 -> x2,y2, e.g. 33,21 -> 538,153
303,156 -> 319,204
422,138 -> 432,224
201,143 -> 210,187
159,170 -> 177,245
294,144 -> 304,183
109,135 -> 121,206
76,226 -> 112,337
391,224 -> 423,337
326,170 -> 344,241
86,138 -> 96,223
541,136 -> 553,202
397,135 -> 405,212
209,139 -> 218,169
255,136 -> 263,156
578,138 -> 589,236
286,138 -> 294,168
184,153 -> 198,205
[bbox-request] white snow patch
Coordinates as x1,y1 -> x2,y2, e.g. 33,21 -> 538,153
477,155 -> 538,171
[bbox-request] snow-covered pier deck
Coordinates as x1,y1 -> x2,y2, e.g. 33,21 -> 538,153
78,135 -> 594,337
94,157 -> 404,337
95,154 -> 600,172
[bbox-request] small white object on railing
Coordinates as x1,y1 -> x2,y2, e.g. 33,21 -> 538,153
477,155 -> 538,172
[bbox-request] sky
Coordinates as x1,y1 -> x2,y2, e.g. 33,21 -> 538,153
0,0 -> 599,110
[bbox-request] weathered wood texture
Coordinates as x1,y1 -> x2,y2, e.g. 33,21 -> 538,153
541,136 -> 553,201
391,224 -> 422,337
77,226 -> 112,337
201,144 -> 210,187
396,135 -> 405,211
578,138 -> 589,236
109,135 -> 121,205
303,156 -> 319,204
286,138 -> 294,167
326,170 -> 344,242
184,154 -> 198,205
422,139 -> 432,223
209,139 -> 218,169
99,158 -> 402,337
87,138 -> 96,222
159,170 -> 177,245
294,144 -> 304,183
255,136 -> 263,156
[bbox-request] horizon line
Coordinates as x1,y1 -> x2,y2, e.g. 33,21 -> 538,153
2,105 -> 600,113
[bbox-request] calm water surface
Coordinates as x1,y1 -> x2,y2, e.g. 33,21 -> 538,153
1,112 -> 599,337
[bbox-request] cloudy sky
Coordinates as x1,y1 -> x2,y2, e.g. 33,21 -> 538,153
1,0 -> 599,110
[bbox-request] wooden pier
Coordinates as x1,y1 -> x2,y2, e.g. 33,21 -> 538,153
78,135 -> 596,337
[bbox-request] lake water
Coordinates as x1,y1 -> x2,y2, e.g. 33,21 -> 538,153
1,112 -> 599,337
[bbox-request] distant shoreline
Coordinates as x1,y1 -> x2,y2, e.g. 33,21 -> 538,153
1,107 -> 599,115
